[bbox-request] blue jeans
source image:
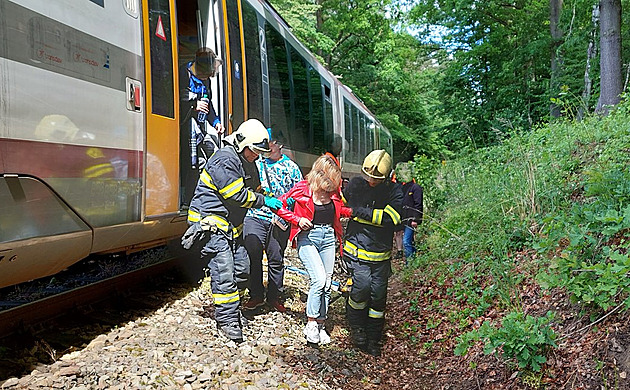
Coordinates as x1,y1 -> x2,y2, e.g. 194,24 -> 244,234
297,225 -> 336,320
403,225 -> 415,259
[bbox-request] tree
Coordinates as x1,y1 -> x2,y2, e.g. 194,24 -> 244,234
269,0 -> 449,162
550,0 -> 564,118
597,0 -> 623,113
409,0 -> 551,149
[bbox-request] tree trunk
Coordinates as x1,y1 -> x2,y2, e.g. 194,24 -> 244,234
316,0 -> 325,63
579,4 -> 599,120
596,0 -> 623,114
550,0 -> 563,118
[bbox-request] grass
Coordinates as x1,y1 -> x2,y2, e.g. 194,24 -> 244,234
406,98 -> 630,374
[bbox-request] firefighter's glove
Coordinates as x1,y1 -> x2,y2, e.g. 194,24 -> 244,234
264,196 -> 283,211
285,197 -> 295,211
181,222 -> 204,250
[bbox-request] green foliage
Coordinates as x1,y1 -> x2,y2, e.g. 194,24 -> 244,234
455,311 -> 557,373
409,0 -> 552,149
267,0 -> 334,64
269,0 -> 448,163
534,106 -> 630,311
413,99 -> 630,377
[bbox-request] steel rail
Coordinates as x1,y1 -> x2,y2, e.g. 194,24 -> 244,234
0,256 -> 183,338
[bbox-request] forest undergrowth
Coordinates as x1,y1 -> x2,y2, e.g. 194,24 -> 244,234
313,100 -> 630,389
395,99 -> 630,389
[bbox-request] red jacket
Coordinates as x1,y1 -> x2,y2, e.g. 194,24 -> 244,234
276,180 -> 352,247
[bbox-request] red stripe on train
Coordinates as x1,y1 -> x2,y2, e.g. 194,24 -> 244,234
0,139 -> 143,179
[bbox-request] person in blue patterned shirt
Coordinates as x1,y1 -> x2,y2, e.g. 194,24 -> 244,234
243,131 -> 303,312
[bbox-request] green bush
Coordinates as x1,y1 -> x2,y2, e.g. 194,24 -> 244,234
410,99 -> 630,375
455,311 -> 557,372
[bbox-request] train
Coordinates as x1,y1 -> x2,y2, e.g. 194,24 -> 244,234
0,0 -> 393,289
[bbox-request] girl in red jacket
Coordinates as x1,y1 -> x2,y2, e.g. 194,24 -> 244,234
276,155 -> 352,344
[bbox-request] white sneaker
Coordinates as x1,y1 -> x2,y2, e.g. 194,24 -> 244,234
303,321 -> 320,343
318,323 -> 331,345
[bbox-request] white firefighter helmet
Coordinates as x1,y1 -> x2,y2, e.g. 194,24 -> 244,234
362,149 -> 392,179
34,115 -> 79,141
227,119 -> 271,154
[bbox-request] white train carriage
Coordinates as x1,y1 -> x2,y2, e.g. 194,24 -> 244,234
0,0 -> 391,288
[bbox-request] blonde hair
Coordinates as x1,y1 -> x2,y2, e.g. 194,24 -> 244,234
306,155 -> 342,193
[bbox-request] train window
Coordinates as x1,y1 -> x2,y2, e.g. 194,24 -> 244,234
343,99 -> 354,163
360,113 -> 367,157
368,125 -> 372,153
368,117 -> 373,154
310,69 -> 325,154
323,84 -> 331,100
370,122 -> 375,151
226,1 -> 244,126
265,24 -> 292,147
0,177 -> 90,243
291,48 -> 310,151
242,3 -> 263,121
148,0 -> 175,118
322,81 -> 334,154
379,127 -> 389,153
352,104 -> 360,164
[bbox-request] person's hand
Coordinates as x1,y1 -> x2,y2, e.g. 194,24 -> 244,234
411,221 -> 418,228
285,197 -> 295,211
264,196 -> 283,210
195,99 -> 209,113
215,122 -> 225,135
181,222 -> 204,250
298,217 -> 313,231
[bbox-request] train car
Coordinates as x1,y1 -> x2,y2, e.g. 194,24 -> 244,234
0,0 -> 391,289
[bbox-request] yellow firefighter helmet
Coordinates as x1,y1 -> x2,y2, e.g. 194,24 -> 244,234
362,149 -> 392,179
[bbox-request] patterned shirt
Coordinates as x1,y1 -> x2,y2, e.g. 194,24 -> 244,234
247,155 -> 303,222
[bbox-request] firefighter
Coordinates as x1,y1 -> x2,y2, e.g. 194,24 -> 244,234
181,119 -> 283,343
342,150 -> 403,356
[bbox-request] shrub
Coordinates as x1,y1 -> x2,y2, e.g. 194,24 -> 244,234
455,311 -> 557,372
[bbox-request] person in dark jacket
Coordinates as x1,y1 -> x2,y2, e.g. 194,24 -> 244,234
343,150 -> 403,356
179,47 -> 224,206
181,119 -> 283,343
395,162 -> 423,262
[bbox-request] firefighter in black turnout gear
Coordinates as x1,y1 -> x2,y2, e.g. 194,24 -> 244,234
182,119 -> 283,343
343,150 -> 403,356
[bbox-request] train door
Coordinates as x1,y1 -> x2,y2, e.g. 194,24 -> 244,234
142,0 -> 180,216
224,1 -> 247,130
176,0 -> 226,208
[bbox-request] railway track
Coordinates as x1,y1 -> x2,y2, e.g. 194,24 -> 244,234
0,249 -> 206,382
0,249 -> 197,340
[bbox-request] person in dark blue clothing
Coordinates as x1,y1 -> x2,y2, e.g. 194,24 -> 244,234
181,119 -> 283,343
399,175 -> 423,261
180,47 -> 225,206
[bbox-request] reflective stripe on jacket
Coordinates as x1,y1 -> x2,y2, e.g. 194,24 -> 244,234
188,146 -> 265,228
342,177 -> 403,262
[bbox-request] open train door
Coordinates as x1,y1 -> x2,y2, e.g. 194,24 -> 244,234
141,0 -> 180,217
176,0 -> 227,208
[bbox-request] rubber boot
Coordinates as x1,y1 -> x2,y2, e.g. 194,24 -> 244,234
218,322 -> 243,343
367,340 -> 381,357
239,310 -> 249,328
351,327 -> 367,351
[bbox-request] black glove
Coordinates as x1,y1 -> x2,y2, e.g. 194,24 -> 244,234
181,222 -> 204,250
